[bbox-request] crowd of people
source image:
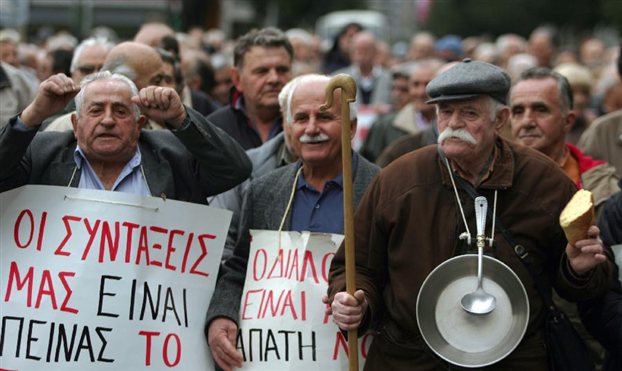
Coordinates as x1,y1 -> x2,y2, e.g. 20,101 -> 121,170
1,18 -> 621,371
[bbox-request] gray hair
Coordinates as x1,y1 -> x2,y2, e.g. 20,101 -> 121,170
233,27 -> 293,69
514,67 -> 573,115
74,71 -> 141,120
281,73 -> 357,124
70,37 -> 115,74
485,96 -> 505,122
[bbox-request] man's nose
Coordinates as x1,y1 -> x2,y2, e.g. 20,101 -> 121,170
100,108 -> 115,125
304,116 -> 320,133
266,68 -> 279,82
520,110 -> 537,127
447,111 -> 464,128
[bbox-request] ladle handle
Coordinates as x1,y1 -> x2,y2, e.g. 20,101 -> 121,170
475,196 -> 488,237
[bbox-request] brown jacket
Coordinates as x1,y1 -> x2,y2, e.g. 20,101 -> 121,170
328,138 -> 613,370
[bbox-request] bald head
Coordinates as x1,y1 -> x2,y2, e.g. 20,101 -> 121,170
134,22 -> 175,47
103,42 -> 164,89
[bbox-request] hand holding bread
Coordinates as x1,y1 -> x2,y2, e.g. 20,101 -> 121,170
560,189 -> 595,245
560,190 -> 607,275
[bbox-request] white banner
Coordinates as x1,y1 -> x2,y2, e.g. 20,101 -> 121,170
0,185 -> 231,370
237,230 -> 373,370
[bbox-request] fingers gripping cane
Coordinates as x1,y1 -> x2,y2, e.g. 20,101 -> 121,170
321,74 -> 359,371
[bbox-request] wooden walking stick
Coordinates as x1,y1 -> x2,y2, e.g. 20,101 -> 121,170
321,74 -> 359,371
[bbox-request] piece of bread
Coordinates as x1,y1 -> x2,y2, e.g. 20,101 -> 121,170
559,189 -> 595,245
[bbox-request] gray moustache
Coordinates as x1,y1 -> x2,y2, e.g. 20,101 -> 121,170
300,133 -> 330,143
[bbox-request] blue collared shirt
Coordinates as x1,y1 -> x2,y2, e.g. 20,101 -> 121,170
73,147 -> 151,196
289,155 -> 358,234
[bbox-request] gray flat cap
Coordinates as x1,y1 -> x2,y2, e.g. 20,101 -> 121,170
426,59 -> 511,104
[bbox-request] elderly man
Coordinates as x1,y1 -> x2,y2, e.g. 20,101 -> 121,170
205,74 -> 379,370
510,67 -> 619,211
0,71 -> 251,202
327,59 -> 613,369
334,31 -> 392,108
510,66 -> 620,368
70,37 -> 115,84
207,28 -> 293,150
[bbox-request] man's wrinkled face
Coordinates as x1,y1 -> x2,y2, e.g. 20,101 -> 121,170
233,46 -> 292,110
436,96 -> 498,162
72,79 -> 145,164
510,77 -> 572,156
289,80 -> 356,169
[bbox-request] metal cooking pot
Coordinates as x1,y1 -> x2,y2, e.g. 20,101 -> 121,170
416,254 -> 529,368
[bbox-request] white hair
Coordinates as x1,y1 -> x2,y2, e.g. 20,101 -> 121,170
70,37 -> 115,74
278,75 -> 304,121
74,71 -> 141,120
281,73 -> 357,124
486,96 -> 505,122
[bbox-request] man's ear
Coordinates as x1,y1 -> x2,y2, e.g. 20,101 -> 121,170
562,110 -> 577,134
71,113 -> 78,138
349,118 -> 358,141
137,115 -> 147,129
231,66 -> 242,91
494,107 -> 510,132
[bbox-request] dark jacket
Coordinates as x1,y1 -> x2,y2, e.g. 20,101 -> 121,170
206,153 -> 380,328
578,180 -> 622,371
328,138 -> 613,370
211,132 -> 295,262
0,107 -> 252,203
206,96 -> 283,150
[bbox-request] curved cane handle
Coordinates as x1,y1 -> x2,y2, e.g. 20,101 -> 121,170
320,74 -> 357,112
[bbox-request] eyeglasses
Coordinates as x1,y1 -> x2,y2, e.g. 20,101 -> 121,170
77,64 -> 103,75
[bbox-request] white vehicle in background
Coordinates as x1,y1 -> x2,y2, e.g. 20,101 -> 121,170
315,10 -> 389,45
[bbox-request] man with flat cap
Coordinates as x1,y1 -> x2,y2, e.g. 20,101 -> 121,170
326,59 -> 613,369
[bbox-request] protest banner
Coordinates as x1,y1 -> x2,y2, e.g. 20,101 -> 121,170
237,230 -> 373,370
1,185 -> 230,370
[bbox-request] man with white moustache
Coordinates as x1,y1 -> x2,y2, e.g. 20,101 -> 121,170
327,59 -> 612,369
205,74 -> 379,371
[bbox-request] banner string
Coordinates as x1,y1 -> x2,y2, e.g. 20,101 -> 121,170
64,195 -> 160,212
276,165 -> 304,252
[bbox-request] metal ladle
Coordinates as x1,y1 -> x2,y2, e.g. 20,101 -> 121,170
461,196 -> 497,315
